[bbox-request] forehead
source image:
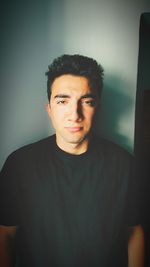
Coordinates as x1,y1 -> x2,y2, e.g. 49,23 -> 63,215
51,74 -> 96,97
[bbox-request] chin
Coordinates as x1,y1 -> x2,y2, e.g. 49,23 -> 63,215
64,134 -> 88,145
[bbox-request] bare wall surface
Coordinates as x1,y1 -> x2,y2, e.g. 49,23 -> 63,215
0,0 -> 150,169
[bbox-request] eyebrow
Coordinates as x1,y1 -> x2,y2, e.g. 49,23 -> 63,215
54,93 -> 96,99
80,94 -> 96,99
54,94 -> 70,99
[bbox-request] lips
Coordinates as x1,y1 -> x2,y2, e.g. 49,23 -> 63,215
65,127 -> 83,132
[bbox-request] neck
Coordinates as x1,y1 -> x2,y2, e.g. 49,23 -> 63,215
56,136 -> 89,155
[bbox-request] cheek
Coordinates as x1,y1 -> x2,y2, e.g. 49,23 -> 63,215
51,108 -> 66,122
84,109 -> 96,121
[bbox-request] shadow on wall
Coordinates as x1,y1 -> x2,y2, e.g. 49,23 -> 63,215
94,74 -> 134,152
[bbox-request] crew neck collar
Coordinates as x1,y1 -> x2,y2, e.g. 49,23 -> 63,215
53,135 -> 95,163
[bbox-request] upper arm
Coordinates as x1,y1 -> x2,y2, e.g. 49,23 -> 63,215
128,225 -> 145,267
0,225 -> 17,267
0,154 -> 19,226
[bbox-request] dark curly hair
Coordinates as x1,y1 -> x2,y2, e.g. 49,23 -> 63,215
45,54 -> 104,101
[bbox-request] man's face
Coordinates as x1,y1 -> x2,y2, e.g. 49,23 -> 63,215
47,74 -> 98,151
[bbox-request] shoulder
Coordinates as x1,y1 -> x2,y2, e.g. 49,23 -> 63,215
93,135 -> 133,155
10,135 -> 55,157
92,135 -> 133,165
2,135 -> 56,170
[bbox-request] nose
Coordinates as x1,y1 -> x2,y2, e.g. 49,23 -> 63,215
68,102 -> 83,122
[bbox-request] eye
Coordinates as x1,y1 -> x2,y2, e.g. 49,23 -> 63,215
56,100 -> 67,105
82,99 -> 96,107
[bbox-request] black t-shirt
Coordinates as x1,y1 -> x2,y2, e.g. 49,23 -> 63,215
0,135 -> 139,267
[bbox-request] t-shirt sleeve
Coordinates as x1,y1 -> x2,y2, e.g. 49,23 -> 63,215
124,155 -> 141,227
0,154 -> 19,226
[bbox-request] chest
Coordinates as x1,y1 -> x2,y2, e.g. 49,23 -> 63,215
16,156 -> 129,266
19,156 -> 128,238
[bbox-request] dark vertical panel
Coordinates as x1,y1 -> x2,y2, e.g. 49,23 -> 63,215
134,13 -> 150,267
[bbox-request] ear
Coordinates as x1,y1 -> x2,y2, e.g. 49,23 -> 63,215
46,103 -> 51,118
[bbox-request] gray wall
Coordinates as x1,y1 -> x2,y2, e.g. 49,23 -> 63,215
0,0 -> 150,169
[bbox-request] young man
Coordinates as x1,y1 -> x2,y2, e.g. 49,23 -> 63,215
0,55 -> 144,266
